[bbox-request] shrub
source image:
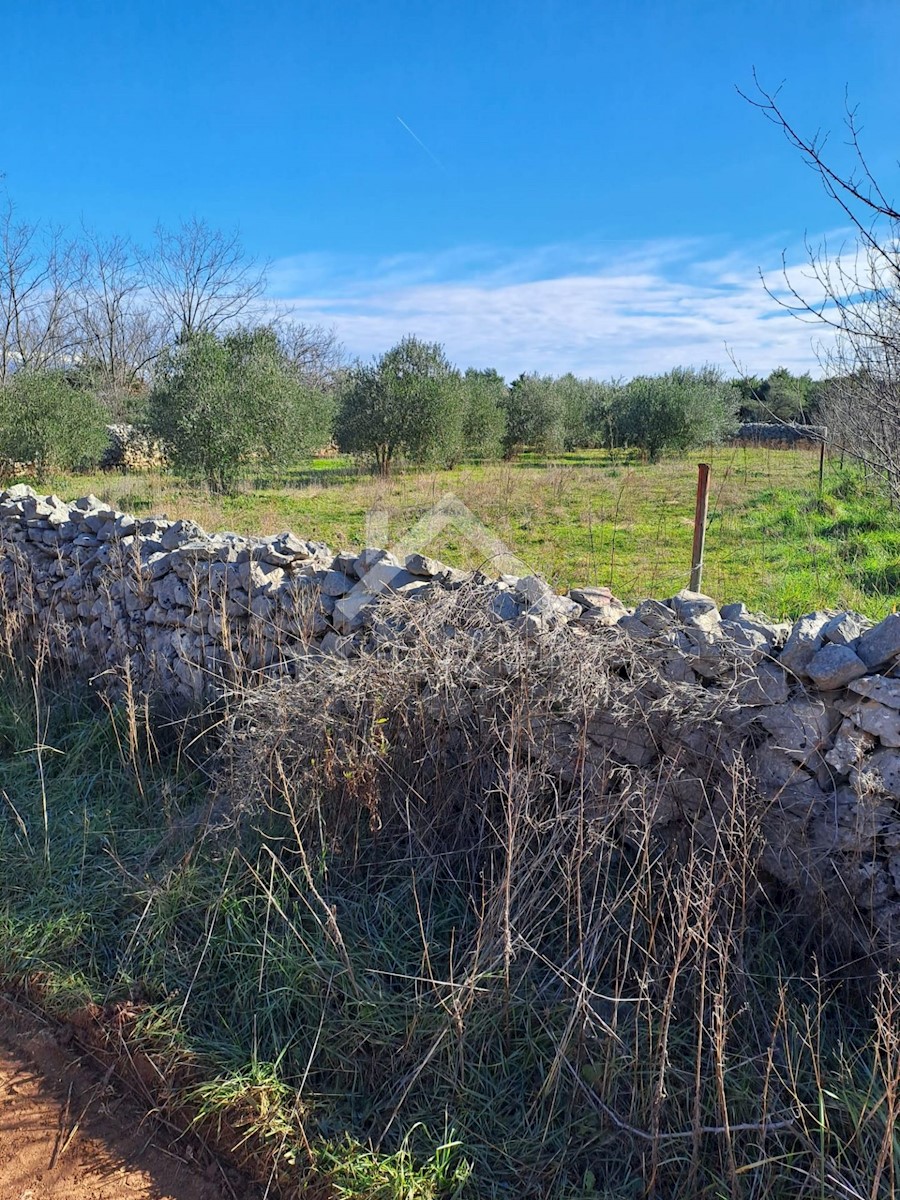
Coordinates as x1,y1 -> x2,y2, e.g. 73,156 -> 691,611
0,370 -> 108,478
149,326 -> 332,491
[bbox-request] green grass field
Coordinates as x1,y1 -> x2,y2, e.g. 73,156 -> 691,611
35,445 -> 900,619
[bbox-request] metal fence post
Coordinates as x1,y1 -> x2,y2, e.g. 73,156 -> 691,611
690,463 -> 711,593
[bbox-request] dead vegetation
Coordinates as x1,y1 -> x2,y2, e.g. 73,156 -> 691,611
2,587 -> 900,1197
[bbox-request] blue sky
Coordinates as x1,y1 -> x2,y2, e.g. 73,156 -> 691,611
2,0 -> 898,378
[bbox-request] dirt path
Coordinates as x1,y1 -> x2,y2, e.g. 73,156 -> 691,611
0,997 -> 256,1200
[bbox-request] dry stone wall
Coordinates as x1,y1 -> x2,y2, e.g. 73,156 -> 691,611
3,484 -> 900,951
729,422 -> 827,450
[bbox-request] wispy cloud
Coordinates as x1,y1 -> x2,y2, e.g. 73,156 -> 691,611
268,238 -> 839,379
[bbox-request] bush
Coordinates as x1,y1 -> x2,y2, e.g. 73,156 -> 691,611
617,366 -> 739,460
149,326 -> 332,491
0,370 -> 109,479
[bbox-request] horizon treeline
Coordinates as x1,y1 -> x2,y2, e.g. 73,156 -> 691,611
0,193 -> 829,487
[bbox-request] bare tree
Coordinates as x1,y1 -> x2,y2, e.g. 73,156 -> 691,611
743,73 -> 900,497
71,229 -> 163,411
274,318 -> 346,391
142,217 -> 267,343
0,196 -> 75,382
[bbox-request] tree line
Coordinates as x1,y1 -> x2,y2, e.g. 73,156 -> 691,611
0,325 -> 829,489
0,186 -> 837,490
5,67 -> 898,496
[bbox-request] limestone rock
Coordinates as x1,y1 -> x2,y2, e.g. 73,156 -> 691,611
515,575 -> 555,605
822,610 -> 871,647
858,614 -> 900,671
577,601 -> 629,628
838,697 -> 900,747
734,661 -> 790,706
160,518 -> 206,551
317,570 -> 354,597
778,612 -> 831,678
405,553 -> 447,577
353,547 -> 399,577
806,642 -> 868,690
825,719 -> 875,776
634,598 -> 675,631
488,591 -> 520,622
847,675 -> 900,710
758,699 -> 838,765
570,585 -> 618,610
669,589 -> 720,627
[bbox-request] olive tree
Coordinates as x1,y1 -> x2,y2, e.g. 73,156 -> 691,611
0,371 -> 108,479
149,326 -> 331,491
459,368 -> 507,461
335,336 -> 459,474
617,367 -> 738,461
502,373 -> 565,457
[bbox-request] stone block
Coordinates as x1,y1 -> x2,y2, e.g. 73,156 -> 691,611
634,598 -> 675,630
669,589 -> 720,626
806,642 -> 868,690
838,698 -> 900,747
848,675 -> 900,710
821,610 -> 870,646
778,611 -> 831,678
858,614 -> 900,671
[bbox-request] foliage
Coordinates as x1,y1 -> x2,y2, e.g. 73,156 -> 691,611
502,373 -> 624,456
734,366 -> 825,424
335,336 -> 460,474
617,366 -> 739,460
149,326 -> 332,491
502,373 -> 565,456
0,370 -> 108,478
457,368 -> 507,462
557,373 -> 623,449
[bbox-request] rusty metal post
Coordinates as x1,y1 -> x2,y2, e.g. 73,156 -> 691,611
690,463 -> 711,593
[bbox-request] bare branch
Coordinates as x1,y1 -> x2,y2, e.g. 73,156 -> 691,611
70,228 -> 164,409
0,195 -> 77,382
142,217 -> 267,343
744,76 -> 900,497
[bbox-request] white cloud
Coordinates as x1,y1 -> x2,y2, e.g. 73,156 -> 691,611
267,238 -> 839,379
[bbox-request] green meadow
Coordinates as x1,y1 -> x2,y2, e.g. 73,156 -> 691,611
38,445 -> 900,619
